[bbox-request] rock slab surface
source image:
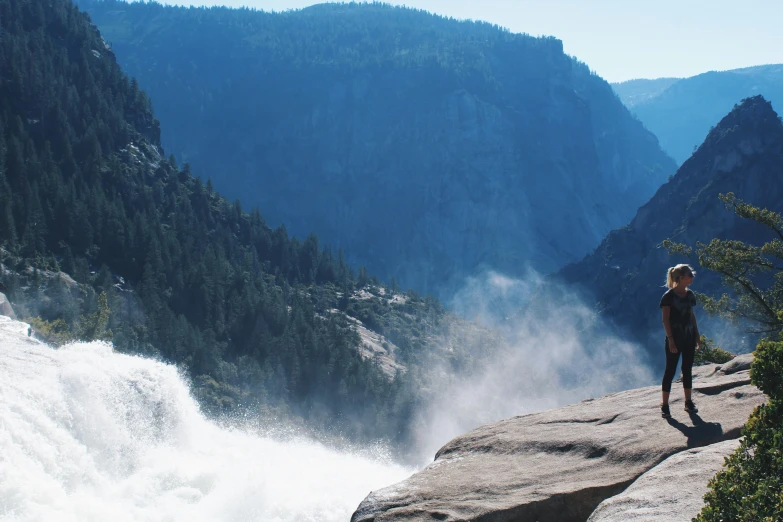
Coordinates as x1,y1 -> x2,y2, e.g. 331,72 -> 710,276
352,354 -> 762,522
587,439 -> 739,522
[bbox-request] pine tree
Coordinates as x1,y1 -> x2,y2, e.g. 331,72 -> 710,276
78,291 -> 113,342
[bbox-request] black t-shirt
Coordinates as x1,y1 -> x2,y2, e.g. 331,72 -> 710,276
659,288 -> 697,338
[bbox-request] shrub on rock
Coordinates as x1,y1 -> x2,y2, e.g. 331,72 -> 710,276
694,335 -> 736,366
696,341 -> 783,522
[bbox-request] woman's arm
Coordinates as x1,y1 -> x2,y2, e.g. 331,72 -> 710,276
662,307 -> 678,353
691,308 -> 701,349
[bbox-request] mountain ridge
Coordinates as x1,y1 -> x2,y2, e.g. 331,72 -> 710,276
612,64 -> 783,164
80,0 -> 676,296
556,95 -> 783,356
612,77 -> 681,107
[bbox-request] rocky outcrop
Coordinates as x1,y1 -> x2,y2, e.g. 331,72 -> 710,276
348,314 -> 407,379
587,439 -> 739,522
351,354 -> 763,522
0,293 -> 16,320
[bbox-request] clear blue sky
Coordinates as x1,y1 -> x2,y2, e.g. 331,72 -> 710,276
164,0 -> 783,82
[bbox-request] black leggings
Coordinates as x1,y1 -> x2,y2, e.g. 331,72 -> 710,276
662,337 -> 695,393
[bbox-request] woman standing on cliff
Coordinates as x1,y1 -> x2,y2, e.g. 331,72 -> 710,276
660,264 -> 701,418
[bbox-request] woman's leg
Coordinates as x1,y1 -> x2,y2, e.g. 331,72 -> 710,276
681,345 -> 695,398
662,338 -> 680,402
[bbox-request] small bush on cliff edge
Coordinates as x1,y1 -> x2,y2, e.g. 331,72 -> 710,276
693,335 -> 736,366
696,341 -> 783,522
666,193 -> 782,522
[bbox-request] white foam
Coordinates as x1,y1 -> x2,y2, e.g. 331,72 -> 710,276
0,317 -> 410,521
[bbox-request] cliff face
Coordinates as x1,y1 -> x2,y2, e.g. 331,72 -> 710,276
81,0 -> 675,295
351,355 -> 762,522
556,96 -> 783,354
613,64 -> 783,164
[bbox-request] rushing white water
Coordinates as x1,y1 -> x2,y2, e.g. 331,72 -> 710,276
0,316 -> 411,522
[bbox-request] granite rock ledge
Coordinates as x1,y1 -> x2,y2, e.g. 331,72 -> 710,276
352,354 -> 762,522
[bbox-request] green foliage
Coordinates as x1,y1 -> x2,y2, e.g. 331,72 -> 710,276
76,291 -> 113,342
192,375 -> 244,412
27,290 -> 111,345
27,317 -> 74,346
666,195 -> 783,521
751,340 -> 783,398
693,335 -> 736,366
696,342 -> 783,522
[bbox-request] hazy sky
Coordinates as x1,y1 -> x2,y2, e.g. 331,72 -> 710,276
166,0 -> 783,82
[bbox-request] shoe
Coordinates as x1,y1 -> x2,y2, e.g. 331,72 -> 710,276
684,400 -> 698,413
661,404 -> 671,418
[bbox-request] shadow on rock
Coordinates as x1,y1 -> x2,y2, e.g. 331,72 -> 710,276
666,411 -> 723,448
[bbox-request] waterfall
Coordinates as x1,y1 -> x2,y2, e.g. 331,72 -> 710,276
0,317 -> 409,522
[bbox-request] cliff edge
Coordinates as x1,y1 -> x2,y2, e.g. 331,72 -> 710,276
352,355 -> 762,522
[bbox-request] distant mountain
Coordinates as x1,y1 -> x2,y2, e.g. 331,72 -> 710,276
557,96 -> 783,358
613,64 -> 783,164
612,77 -> 681,107
80,0 -> 676,296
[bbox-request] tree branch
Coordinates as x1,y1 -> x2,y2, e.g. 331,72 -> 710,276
716,268 -> 778,325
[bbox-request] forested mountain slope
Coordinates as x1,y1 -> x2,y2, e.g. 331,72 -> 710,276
0,0 -> 496,451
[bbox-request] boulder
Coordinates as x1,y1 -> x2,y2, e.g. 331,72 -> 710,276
714,354 -> 753,375
352,358 -> 764,522
0,292 -> 16,321
587,438 -> 739,522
